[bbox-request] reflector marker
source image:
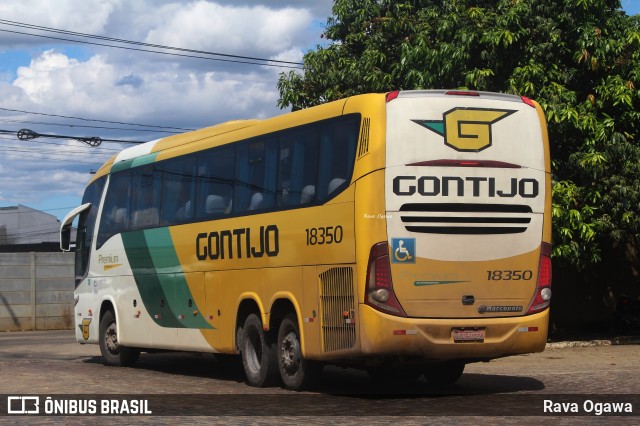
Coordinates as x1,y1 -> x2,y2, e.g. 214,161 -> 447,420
304,317 -> 315,323
393,329 -> 417,335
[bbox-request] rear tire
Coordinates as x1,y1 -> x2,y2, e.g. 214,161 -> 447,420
277,313 -> 321,390
98,310 -> 140,367
422,361 -> 465,385
241,314 -> 278,387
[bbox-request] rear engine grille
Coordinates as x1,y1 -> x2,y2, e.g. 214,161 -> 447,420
319,267 -> 356,352
399,203 -> 532,235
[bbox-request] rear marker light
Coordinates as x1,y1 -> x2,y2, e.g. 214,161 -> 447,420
386,91 -> 400,102
445,91 -> 480,96
408,159 -> 521,169
393,329 -> 417,335
521,96 -> 536,108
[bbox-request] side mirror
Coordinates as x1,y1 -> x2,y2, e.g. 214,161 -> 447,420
59,203 -> 91,251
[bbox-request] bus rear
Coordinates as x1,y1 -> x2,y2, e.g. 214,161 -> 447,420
360,91 -> 551,365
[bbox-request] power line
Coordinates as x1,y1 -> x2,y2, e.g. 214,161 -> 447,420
0,18 -> 303,66
0,128 -> 145,145
0,107 -> 194,132
0,23 -> 303,70
0,117 -> 183,134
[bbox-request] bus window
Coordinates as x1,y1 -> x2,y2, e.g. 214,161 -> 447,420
161,155 -> 197,224
131,165 -> 162,229
74,176 -> 106,285
97,171 -> 132,248
318,115 -> 359,200
278,128 -> 318,207
197,146 -> 235,218
234,139 -> 277,213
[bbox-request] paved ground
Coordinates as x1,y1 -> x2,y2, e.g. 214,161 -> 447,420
0,330 -> 638,424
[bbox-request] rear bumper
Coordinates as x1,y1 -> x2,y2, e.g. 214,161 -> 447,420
358,304 -> 548,360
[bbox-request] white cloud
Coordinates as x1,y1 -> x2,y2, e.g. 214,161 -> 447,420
144,2 -> 313,59
0,0 -> 333,216
0,0 -> 122,42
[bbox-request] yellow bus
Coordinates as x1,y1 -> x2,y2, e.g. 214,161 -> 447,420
61,90 -> 552,390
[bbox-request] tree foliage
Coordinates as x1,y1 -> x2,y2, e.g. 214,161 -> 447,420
278,0 -> 640,270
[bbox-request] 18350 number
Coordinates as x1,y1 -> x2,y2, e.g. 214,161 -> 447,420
486,270 -> 533,281
306,226 -> 343,246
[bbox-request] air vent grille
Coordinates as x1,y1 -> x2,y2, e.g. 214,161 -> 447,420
399,203 -> 532,235
357,117 -> 370,158
319,267 -> 356,352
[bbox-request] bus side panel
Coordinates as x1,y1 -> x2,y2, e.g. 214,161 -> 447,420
199,267 -> 304,353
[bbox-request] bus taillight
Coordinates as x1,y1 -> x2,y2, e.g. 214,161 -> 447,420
365,242 -> 407,317
527,242 -> 552,315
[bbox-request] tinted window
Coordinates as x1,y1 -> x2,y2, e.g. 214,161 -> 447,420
236,138 -> 277,213
131,165 -> 162,230
278,128 -> 318,207
161,155 -> 197,224
97,172 -> 132,248
75,176 -> 106,283
318,116 -> 359,199
95,114 -> 360,243
197,146 -> 235,218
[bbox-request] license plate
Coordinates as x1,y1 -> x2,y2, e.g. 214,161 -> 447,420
452,328 -> 485,343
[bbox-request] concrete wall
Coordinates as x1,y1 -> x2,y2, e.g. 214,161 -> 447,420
0,252 -> 74,331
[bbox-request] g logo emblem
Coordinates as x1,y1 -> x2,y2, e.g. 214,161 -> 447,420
413,108 -> 516,152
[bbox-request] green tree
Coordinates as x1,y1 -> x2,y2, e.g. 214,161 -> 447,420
278,0 -> 640,271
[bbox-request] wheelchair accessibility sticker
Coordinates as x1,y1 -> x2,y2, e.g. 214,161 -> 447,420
391,238 -> 416,263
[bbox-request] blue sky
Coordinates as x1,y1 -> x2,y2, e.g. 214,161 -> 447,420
623,0 -> 640,14
0,0 -> 638,223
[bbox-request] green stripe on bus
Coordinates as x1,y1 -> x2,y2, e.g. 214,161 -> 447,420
110,152 -> 158,174
143,228 -> 213,329
122,229 -> 213,330
122,230 -> 182,328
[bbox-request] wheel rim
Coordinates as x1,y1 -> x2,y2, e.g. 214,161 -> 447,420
105,322 -> 119,355
280,331 -> 300,376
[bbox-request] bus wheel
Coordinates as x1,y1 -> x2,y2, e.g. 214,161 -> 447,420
422,361 -> 465,385
98,310 -> 139,367
277,313 -> 321,390
241,314 -> 278,387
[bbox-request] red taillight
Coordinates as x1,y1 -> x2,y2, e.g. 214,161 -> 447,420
386,91 -> 400,102
365,242 -> 407,317
527,242 -> 552,314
